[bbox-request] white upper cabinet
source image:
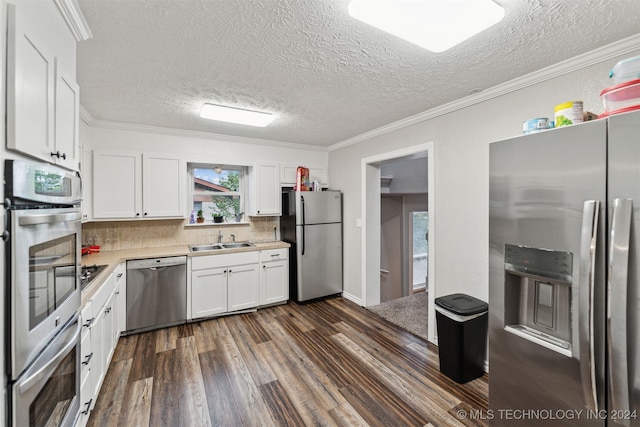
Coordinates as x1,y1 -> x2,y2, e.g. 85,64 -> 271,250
93,150 -> 185,220
248,162 -> 281,216
53,61 -> 80,170
93,151 -> 141,219
142,153 -> 185,218
6,4 -> 80,171
80,146 -> 93,222
280,165 -> 328,187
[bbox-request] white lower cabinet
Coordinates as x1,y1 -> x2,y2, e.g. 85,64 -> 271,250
77,264 -> 125,426
113,263 -> 126,337
77,303 -> 93,427
190,248 -> 290,320
191,251 -> 260,320
192,267 -> 228,318
227,263 -> 260,311
260,249 -> 289,306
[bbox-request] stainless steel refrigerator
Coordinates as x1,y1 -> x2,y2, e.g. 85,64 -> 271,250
489,110 -> 640,426
281,190 -> 343,302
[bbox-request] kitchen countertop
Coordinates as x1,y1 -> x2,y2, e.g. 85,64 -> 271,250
80,241 -> 290,305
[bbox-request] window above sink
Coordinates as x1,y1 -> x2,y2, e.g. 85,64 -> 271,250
189,164 -> 247,225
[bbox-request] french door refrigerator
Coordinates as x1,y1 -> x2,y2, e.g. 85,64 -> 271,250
281,190 -> 343,302
489,110 -> 640,426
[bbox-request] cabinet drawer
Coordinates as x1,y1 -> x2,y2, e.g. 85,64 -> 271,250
260,248 -> 288,262
81,302 -> 93,327
191,251 -> 260,270
91,275 -> 113,318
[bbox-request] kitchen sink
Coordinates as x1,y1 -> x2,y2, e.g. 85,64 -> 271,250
221,242 -> 255,249
189,244 -> 224,252
189,242 -> 255,252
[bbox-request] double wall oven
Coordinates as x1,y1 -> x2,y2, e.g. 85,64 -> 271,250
4,159 -> 82,427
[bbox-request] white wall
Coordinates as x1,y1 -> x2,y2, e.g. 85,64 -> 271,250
330,47 -> 640,309
80,122 -> 329,172
380,156 -> 428,194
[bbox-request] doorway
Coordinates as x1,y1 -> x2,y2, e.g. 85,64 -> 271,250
411,211 -> 428,293
361,142 -> 436,343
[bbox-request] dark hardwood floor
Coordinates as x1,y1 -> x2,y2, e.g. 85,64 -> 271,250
87,297 -> 488,427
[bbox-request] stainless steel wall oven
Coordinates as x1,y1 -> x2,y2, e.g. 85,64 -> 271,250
4,159 -> 82,427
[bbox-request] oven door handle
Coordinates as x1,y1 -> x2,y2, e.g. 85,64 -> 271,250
18,211 -> 81,226
18,315 -> 81,394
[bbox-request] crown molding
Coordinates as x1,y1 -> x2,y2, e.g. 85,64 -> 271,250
79,106 -> 328,152
328,33 -> 640,152
54,0 -> 93,41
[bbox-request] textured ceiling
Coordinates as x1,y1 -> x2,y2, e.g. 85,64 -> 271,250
76,0 -> 640,147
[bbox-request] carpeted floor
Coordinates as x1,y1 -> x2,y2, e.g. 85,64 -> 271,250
367,292 -> 428,341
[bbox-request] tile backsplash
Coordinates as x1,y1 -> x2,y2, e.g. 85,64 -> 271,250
82,217 -> 280,252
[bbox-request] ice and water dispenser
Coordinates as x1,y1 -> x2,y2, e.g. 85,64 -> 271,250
503,244 -> 573,356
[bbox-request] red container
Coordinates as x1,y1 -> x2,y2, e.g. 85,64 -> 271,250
599,78 -> 640,117
296,166 -> 309,191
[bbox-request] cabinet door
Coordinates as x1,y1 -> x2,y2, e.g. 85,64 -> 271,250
78,364 -> 93,427
93,151 -> 142,219
80,145 -> 93,222
192,267 -> 227,318
142,153 -> 185,218
228,264 -> 260,311
252,163 -> 281,215
54,61 -> 80,170
7,4 -> 55,162
114,266 -> 126,334
91,304 -> 105,407
104,292 -> 116,363
281,165 -> 328,186
261,260 -> 289,305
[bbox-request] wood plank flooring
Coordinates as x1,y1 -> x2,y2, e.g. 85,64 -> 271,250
87,297 -> 488,427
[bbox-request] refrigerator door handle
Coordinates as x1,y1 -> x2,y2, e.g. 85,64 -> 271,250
578,200 -> 600,412
301,195 -> 306,255
608,198 -> 632,426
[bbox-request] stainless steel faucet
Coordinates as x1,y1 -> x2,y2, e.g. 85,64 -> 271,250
218,230 -> 223,243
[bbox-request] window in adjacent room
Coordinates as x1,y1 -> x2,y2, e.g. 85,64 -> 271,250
189,164 -> 246,223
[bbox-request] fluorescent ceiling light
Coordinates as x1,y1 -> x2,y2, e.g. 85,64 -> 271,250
348,0 -> 505,53
200,103 -> 274,127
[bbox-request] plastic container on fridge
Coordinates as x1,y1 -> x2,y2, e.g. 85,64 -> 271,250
609,55 -> 640,85
599,79 -> 640,117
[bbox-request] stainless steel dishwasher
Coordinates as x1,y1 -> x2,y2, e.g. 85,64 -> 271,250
126,256 -> 187,334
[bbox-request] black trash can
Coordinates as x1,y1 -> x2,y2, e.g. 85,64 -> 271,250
434,293 -> 488,383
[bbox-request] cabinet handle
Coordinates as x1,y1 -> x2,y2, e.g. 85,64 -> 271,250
136,213 -> 140,217
50,151 -> 60,158
61,152 -> 67,160
83,318 -> 94,328
117,273 -> 123,278
82,352 -> 94,366
263,265 -> 266,269
115,291 -> 119,295
144,212 -> 148,216
81,399 -> 93,415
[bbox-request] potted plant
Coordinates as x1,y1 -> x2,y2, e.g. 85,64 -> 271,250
212,209 -> 224,223
232,202 -> 244,222
196,210 -> 205,223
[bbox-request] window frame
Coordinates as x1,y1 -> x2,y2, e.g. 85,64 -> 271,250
188,163 -> 248,224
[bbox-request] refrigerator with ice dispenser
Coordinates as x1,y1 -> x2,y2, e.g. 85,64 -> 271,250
281,190 -> 343,302
489,110 -> 640,426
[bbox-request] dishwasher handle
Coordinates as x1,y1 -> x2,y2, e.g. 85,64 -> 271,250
127,256 -> 186,270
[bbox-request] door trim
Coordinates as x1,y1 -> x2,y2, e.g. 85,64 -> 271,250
360,141 -> 436,343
